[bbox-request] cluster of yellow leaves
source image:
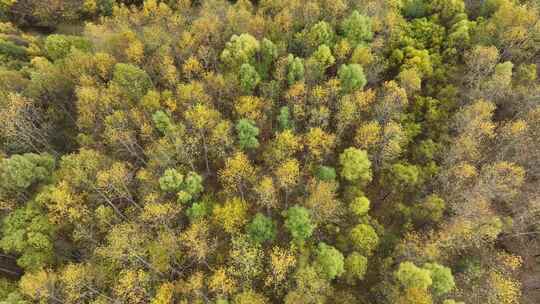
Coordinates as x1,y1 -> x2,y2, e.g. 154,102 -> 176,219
140,201 -> 179,225
219,152 -> 257,195
235,95 -> 267,122
333,39 -> 352,62
59,264 -> 92,304
181,220 -> 211,263
123,31 -> 145,64
354,120 -> 381,149
254,176 -> 278,210
185,103 -> 221,132
452,100 -> 496,162
151,282 -> 175,304
265,130 -> 303,165
38,181 -> 87,224
275,159 -> 300,190
176,271 -> 205,300
496,253 -> 523,272
434,200 -> 502,252
182,56 -> 203,80
500,119 -> 528,139
266,246 -> 297,288
395,232 -> 441,262
149,230 -> 181,273
304,180 -> 342,224
310,85 -> 330,105
304,127 -> 336,162
160,52 -> 178,87
396,288 -> 432,304
177,81 -> 211,107
285,83 -> 307,105
450,162 -> 478,183
489,271 -> 521,304
209,267 -> 237,296
351,45 -> 374,66
96,161 -> 133,200
335,89 -> 375,137
354,88 -> 376,112
20,269 -> 56,301
480,161 -> 525,203
213,197 -> 248,234
233,290 -> 269,304
375,81 -> 408,121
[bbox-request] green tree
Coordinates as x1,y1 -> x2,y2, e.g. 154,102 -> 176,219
186,198 -> 212,222
259,38 -> 278,78
394,262 -> 432,290
306,21 -> 335,50
338,64 -> 367,93
315,165 -> 337,181
284,205 -> 315,243
287,55 -> 305,85
423,263 -> 455,296
152,110 -> 173,134
443,300 -> 465,304
412,194 -> 445,225
277,106 -> 294,131
341,11 -> 373,46
310,45 -> 335,70
307,45 -> 335,82
159,168 -> 184,192
0,39 -> 27,63
0,201 -> 56,270
112,63 -> 153,101
0,153 -> 55,196
44,34 -> 92,61
233,290 -> 268,304
239,63 -> 261,94
350,196 -> 370,217
402,0 -> 427,18
344,252 -> 368,283
428,0 -> 465,23
349,224 -> 379,256
386,162 -> 421,190
159,168 -> 203,203
514,63 -> 537,87
221,33 -> 260,69
236,119 -> 260,150
247,213 -> 277,243
313,242 -> 344,280
339,148 -> 372,183
0,278 -> 17,301
0,291 -> 28,304
0,0 -> 16,12
284,266 -> 331,304
180,171 -> 204,203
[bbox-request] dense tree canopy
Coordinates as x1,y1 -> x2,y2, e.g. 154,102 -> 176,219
0,0 -> 539,303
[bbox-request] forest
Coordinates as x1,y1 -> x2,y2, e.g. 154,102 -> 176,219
0,0 -> 539,303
